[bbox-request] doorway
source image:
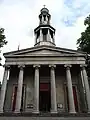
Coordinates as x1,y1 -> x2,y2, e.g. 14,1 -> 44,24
39,83 -> 51,112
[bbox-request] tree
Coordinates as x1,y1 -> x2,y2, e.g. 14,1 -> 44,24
0,28 -> 7,65
77,15 -> 90,84
77,15 -> 90,54
0,28 -> 7,48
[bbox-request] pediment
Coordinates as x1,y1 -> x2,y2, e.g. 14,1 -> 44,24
3,46 -> 85,57
19,49 -> 63,55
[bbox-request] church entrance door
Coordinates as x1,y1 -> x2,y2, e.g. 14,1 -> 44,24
39,83 -> 51,112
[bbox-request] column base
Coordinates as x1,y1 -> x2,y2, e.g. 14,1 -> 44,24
0,110 -> 3,113
14,110 -> 20,113
69,111 -> 76,114
25,109 -> 33,113
50,110 -> 57,114
32,110 -> 39,114
0,106 -> 4,113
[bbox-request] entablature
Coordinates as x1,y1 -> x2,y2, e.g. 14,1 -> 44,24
5,56 -> 85,66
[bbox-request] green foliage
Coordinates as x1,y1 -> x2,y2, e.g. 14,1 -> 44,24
77,15 -> 90,54
0,28 -> 7,48
77,15 -> 90,82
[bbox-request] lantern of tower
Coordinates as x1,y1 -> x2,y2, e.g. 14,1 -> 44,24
34,7 -> 56,46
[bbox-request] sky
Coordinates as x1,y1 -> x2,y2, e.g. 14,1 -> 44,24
0,0 -> 90,82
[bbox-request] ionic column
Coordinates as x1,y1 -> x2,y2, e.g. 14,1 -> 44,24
0,65 -> 10,113
49,65 -> 57,113
15,65 -> 25,113
33,65 -> 40,113
35,33 -> 37,45
47,29 -> 51,41
46,16 -> 48,23
80,64 -> 90,112
41,16 -> 44,23
39,29 -> 43,41
64,65 -> 76,113
53,33 -> 55,44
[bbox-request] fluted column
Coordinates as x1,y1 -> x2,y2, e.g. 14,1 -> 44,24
64,65 -> 76,113
0,65 -> 10,113
35,33 -> 37,45
33,65 -> 40,113
49,65 -> 57,113
15,65 -> 25,113
53,33 -> 55,44
39,29 -> 43,42
47,29 -> 51,41
46,16 -> 48,23
41,16 -> 44,23
80,64 -> 90,112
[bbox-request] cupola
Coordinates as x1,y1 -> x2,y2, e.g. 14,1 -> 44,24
34,6 -> 56,47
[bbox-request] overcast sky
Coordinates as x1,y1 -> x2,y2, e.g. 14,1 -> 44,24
0,0 -> 90,82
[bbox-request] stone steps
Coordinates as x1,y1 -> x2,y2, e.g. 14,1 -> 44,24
0,112 -> 90,117
1,113 -> 90,120
0,116 -> 90,120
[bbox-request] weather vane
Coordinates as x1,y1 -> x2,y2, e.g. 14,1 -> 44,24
43,5 -> 46,8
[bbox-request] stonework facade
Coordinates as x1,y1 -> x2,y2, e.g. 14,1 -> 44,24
0,7 -> 90,118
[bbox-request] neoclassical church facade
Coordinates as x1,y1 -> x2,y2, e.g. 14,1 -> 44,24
0,7 -> 90,115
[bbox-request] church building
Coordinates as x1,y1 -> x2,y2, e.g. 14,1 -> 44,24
0,7 -> 90,115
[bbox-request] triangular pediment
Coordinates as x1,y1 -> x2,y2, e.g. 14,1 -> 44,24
3,45 -> 85,57
17,49 -> 63,55
26,49 -> 61,55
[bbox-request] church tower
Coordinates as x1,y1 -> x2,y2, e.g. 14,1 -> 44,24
34,6 -> 56,46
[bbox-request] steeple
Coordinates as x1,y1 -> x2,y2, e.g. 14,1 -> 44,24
34,6 -> 56,46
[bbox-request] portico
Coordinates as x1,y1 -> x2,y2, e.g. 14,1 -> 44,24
0,63 -> 89,114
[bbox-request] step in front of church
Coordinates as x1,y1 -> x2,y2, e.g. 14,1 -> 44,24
0,117 -> 90,120
1,113 -> 90,120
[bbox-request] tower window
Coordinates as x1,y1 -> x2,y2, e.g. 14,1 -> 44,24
43,15 -> 46,21
43,35 -> 47,41
50,31 -> 53,38
42,29 -> 47,41
40,16 -> 42,23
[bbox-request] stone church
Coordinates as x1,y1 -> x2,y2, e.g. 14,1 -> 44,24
0,7 -> 90,117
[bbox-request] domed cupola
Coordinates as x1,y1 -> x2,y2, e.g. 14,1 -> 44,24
34,6 -> 56,47
39,7 -> 51,25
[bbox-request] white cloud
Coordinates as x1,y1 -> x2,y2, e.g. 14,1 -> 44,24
55,16 -> 86,49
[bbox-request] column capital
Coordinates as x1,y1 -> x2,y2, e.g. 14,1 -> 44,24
40,28 -> 42,33
49,64 -> 56,69
64,64 -> 72,70
3,65 -> 10,70
33,64 -> 40,68
80,64 -> 87,69
18,65 -> 25,70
